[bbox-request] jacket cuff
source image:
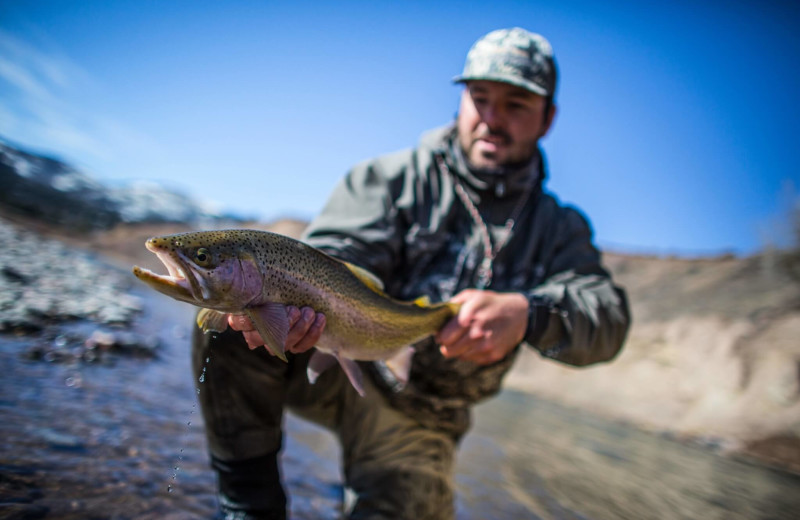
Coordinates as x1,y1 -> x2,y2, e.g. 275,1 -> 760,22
524,294 -> 554,346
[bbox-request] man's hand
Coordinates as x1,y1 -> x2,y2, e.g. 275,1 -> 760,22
436,289 -> 529,365
227,306 -> 325,355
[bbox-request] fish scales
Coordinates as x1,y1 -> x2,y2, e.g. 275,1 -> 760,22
132,229 -> 459,395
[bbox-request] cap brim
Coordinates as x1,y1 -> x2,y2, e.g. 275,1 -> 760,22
452,74 -> 550,97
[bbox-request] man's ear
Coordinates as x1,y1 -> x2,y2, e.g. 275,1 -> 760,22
540,103 -> 557,138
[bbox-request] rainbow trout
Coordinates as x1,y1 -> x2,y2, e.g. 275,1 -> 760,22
132,229 -> 459,396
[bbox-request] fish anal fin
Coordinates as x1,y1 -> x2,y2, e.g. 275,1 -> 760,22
338,356 -> 366,397
245,303 -> 289,362
197,309 -> 229,333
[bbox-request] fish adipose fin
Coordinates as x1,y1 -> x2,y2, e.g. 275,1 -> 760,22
196,309 -> 229,333
245,303 -> 289,362
412,295 -> 431,307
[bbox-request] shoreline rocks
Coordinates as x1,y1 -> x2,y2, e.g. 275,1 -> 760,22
0,218 -> 143,333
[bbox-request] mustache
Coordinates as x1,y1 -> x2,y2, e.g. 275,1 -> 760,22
475,127 -> 512,144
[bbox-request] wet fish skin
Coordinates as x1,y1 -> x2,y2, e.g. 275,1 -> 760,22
132,229 -> 459,395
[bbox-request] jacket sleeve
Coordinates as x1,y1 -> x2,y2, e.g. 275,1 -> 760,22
523,207 -> 631,367
301,158 -> 406,283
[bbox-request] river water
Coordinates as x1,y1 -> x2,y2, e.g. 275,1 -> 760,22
1,291 -> 798,519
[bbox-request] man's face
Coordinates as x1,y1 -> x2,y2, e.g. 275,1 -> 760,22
457,80 -> 555,171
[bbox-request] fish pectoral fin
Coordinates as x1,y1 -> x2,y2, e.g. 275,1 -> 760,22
342,261 -> 385,294
307,350 -> 338,385
383,345 -> 415,387
196,309 -> 229,333
245,303 -> 289,363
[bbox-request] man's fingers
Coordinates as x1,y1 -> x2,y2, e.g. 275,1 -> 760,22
228,314 -> 254,331
436,314 -> 470,347
286,306 -> 301,328
291,313 -> 326,354
439,331 -> 476,358
286,307 -> 315,348
458,343 -> 500,365
242,330 -> 266,350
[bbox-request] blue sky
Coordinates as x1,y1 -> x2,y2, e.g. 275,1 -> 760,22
1,0 -> 798,256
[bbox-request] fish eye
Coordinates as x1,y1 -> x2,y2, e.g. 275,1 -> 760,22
194,248 -> 212,267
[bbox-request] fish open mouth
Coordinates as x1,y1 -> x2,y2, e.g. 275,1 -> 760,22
132,242 -> 208,302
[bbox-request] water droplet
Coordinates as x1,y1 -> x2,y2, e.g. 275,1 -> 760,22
198,373 -> 205,383
168,485 -> 173,493
187,421 -> 191,426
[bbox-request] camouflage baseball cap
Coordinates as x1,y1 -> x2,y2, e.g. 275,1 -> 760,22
453,27 -> 557,97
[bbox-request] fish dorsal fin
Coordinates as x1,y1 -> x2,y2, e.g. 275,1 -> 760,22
342,261 -> 385,294
196,309 -> 230,333
245,302 -> 289,363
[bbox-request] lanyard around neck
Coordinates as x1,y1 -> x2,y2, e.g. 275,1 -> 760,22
436,155 -> 534,289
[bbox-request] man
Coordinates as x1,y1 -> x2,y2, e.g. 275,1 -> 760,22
194,27 -> 631,520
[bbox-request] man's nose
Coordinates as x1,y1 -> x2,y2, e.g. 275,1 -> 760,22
480,104 -> 504,129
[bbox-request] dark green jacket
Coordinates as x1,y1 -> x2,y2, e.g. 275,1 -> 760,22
303,125 -> 630,436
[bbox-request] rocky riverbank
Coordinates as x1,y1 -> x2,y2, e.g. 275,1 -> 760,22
0,217 -> 161,366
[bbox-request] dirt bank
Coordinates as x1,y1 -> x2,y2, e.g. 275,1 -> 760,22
506,251 -> 800,472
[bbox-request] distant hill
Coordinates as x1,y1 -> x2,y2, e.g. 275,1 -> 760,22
0,138 -> 240,231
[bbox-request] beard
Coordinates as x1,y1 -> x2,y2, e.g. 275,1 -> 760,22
463,129 -> 539,174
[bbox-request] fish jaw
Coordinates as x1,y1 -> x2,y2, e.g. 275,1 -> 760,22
132,264 -> 195,303
132,239 -> 209,304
